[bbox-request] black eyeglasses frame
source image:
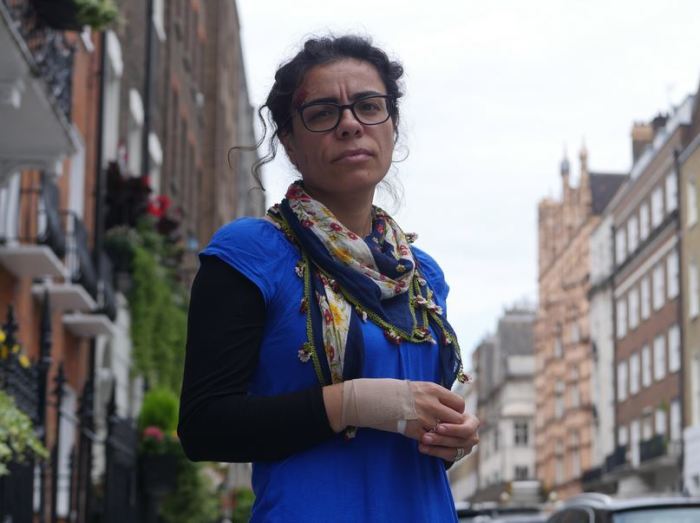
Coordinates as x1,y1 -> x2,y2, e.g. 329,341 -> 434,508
295,94 -> 395,133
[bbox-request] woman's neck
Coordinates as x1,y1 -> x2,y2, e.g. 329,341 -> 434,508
304,186 -> 374,237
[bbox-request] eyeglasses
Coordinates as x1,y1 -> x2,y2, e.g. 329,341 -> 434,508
297,95 -> 394,133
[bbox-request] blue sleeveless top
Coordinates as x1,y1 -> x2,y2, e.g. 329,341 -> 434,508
201,218 -> 459,523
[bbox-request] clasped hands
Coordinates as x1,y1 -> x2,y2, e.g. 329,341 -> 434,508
340,379 -> 480,463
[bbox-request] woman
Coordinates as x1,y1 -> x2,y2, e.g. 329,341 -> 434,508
178,35 -> 480,522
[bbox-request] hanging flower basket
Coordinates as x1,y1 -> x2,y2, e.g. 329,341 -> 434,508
32,0 -> 119,31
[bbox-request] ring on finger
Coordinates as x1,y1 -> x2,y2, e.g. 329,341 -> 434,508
430,419 -> 441,433
454,447 -> 466,461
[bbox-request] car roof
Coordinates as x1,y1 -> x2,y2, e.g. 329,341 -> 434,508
562,493 -> 700,512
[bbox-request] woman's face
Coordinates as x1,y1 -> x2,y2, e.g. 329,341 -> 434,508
281,59 -> 395,201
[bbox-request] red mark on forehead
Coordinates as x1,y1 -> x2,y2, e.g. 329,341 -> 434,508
292,89 -> 308,109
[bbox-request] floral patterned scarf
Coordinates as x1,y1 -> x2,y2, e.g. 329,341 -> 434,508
267,181 -> 465,388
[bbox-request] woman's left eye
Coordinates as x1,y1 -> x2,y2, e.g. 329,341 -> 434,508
358,102 -> 380,112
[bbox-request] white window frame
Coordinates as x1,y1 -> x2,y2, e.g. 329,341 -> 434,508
640,202 -> 650,241
666,172 -> 678,212
640,276 -> 651,320
629,352 -> 640,395
627,215 -> 638,254
655,408 -> 667,436
667,249 -> 679,299
688,176 -> 698,228
628,287 -> 639,330
618,425 -> 629,446
651,186 -> 664,228
690,259 -> 699,319
652,264 -> 665,311
653,334 -> 666,381
615,228 -> 626,266
670,399 -> 681,441
616,298 -> 627,339
668,324 -> 681,373
617,361 -> 628,402
641,345 -> 652,388
102,30 -> 123,165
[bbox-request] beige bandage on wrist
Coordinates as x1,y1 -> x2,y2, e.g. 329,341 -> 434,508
340,378 -> 418,433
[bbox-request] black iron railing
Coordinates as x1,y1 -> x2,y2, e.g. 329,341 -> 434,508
640,435 -> 666,463
604,444 -> 627,472
63,212 -> 98,299
581,466 -> 603,484
100,252 -> 118,321
1,0 -> 76,120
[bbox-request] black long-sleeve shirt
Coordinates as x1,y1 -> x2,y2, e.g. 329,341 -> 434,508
177,255 -> 335,462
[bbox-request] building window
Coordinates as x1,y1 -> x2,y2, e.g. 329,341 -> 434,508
618,425 -> 628,446
690,260 -> 700,319
629,352 -> 640,395
514,466 -> 529,480
666,172 -> 678,212
670,399 -> 681,441
554,332 -> 563,358
640,276 -> 651,320
617,361 -> 628,402
615,228 -> 626,266
655,408 -> 667,436
627,215 -> 638,254
641,345 -> 652,388
652,264 -> 665,311
688,176 -> 698,227
569,367 -> 580,408
639,202 -> 650,241
653,334 -> 666,381
555,381 -> 565,418
628,287 -> 640,330
668,324 -> 681,373
616,299 -> 627,339
667,249 -> 679,299
642,415 -> 653,440
651,185 -> 664,228
514,421 -> 529,446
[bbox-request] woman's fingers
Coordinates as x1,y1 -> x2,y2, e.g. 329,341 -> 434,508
418,442 -> 476,461
437,389 -> 465,414
419,414 -> 480,459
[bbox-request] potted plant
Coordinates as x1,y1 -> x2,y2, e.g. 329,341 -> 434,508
0,390 -> 49,476
138,388 -> 180,495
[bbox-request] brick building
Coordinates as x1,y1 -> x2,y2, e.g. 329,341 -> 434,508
535,148 -> 625,499
604,97 -> 695,495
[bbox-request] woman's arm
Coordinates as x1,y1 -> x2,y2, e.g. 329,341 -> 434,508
177,255 -> 337,462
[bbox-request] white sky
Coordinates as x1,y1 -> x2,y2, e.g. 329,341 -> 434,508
236,0 -> 700,361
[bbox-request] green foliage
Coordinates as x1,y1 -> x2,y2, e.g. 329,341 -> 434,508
123,218 -> 188,395
138,388 -> 179,433
231,488 -> 255,523
0,390 -> 49,476
161,450 -> 220,523
74,0 -> 119,30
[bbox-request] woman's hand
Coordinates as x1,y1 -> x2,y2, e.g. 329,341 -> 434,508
398,381 -> 465,440
417,412 -> 480,462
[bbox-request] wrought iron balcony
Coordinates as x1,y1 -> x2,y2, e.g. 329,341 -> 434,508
604,444 -> 627,472
99,252 -> 117,321
581,466 -> 603,484
1,0 -> 75,121
639,435 -> 667,463
63,212 -> 98,300
0,173 -> 67,277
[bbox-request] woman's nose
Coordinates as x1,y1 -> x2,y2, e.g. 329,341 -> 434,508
335,107 -> 363,138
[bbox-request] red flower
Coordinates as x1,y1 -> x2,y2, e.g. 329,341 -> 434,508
301,219 -> 313,228
329,222 -> 343,232
347,232 -> 358,240
323,310 -> 333,324
143,426 -> 164,442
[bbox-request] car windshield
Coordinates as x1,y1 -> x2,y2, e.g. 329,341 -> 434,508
613,507 -> 700,523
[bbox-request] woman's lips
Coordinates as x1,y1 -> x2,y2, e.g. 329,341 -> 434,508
333,149 -> 373,163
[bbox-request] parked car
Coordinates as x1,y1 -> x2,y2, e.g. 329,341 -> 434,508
456,502 -> 546,522
546,493 -> 700,522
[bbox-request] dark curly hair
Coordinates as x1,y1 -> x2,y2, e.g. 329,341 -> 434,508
237,34 -> 405,189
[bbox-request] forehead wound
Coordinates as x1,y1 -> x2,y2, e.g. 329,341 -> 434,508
292,89 -> 308,109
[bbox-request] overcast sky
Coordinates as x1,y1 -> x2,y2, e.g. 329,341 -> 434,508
235,0 -> 700,363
